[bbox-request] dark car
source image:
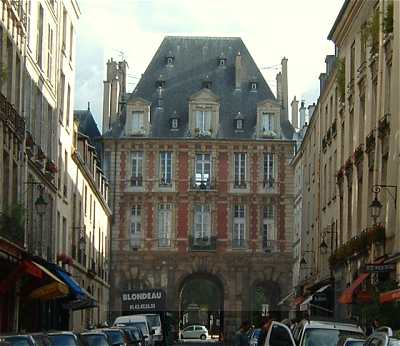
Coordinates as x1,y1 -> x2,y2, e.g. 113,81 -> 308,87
117,326 -> 145,346
1,334 -> 52,346
97,329 -> 126,346
79,332 -> 110,346
48,332 -> 81,346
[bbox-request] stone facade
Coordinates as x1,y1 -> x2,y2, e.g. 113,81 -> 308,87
102,36 -> 295,337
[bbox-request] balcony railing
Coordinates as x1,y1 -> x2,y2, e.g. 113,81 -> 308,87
189,236 -> 217,251
130,175 -> 143,187
262,240 -> 292,254
157,238 -> 172,248
189,177 -> 216,191
233,181 -> 247,189
0,92 -> 25,140
232,238 -> 247,249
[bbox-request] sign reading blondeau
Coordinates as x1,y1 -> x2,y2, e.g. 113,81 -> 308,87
364,263 -> 395,273
121,289 -> 166,312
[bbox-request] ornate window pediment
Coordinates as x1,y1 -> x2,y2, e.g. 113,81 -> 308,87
188,89 -> 220,138
125,97 -> 151,136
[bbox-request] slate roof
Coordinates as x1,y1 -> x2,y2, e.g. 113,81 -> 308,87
105,36 -> 294,140
74,108 -> 102,156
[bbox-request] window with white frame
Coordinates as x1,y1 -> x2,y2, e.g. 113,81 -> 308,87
47,25 -> 53,82
131,151 -> 143,186
159,151 -> 172,186
262,205 -> 276,252
195,110 -> 211,134
263,153 -> 275,187
193,204 -> 211,243
195,153 -> 211,187
171,118 -> 178,129
130,205 -> 141,248
234,153 -> 246,187
158,204 -> 172,247
126,111 -> 144,135
261,112 -> 274,132
233,205 -> 246,248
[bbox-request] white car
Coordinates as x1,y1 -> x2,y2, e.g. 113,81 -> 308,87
293,320 -> 365,346
365,332 -> 400,346
181,325 -> 209,340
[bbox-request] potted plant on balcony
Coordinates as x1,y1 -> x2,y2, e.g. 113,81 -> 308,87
46,160 -> 58,174
336,167 -> 344,184
352,144 -> 364,165
378,115 -> 390,139
336,58 -> 346,104
366,130 -> 376,153
344,157 -> 353,176
57,253 -> 73,265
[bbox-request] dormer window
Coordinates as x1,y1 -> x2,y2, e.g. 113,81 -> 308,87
234,112 -> 245,132
202,80 -> 212,89
236,119 -> 243,130
217,58 -> 226,66
171,118 -> 178,129
155,80 -> 166,88
126,111 -> 145,135
261,112 -> 274,131
250,82 -> 258,91
165,55 -> 175,66
195,110 -> 211,135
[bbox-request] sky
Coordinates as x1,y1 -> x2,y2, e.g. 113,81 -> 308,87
74,0 -> 344,132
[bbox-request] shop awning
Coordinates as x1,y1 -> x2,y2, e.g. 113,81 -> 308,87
339,258 -> 385,304
62,287 -> 97,310
54,268 -> 86,299
278,291 -> 295,306
380,288 -> 400,304
0,260 -> 44,295
300,285 -> 331,311
28,262 -> 69,300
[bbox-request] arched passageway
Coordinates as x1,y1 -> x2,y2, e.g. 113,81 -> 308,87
178,273 -> 224,336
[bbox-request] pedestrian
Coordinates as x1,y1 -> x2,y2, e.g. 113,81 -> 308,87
257,316 -> 273,346
234,320 -> 252,346
366,319 -> 380,336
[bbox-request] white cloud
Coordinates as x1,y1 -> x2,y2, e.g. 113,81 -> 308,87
74,0 -> 344,129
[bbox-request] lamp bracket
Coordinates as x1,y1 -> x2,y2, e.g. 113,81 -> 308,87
373,184 -> 397,209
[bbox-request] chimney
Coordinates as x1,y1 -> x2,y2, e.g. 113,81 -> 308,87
276,72 -> 282,102
281,57 -> 289,122
299,101 -> 306,128
325,55 -> 335,76
291,96 -> 299,129
106,58 -> 118,81
319,73 -> 327,95
308,103 -> 316,121
118,60 -> 128,112
235,52 -> 242,90
102,80 -> 111,134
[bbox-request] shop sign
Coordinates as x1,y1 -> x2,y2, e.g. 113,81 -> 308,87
364,263 -> 395,273
121,288 -> 166,312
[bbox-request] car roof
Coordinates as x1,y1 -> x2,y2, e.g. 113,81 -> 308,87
302,320 -> 364,332
48,332 -> 77,336
80,332 -> 107,336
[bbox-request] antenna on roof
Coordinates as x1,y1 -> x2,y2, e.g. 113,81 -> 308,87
261,64 -> 280,70
114,49 -> 126,61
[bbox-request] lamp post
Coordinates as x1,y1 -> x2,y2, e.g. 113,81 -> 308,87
35,193 -> 47,257
369,188 -> 383,226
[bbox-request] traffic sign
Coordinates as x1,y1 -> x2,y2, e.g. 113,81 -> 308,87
262,304 -> 269,316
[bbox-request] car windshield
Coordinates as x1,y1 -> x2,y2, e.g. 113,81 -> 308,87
3,337 -> 31,346
146,316 -> 161,328
303,329 -> 364,346
49,335 -> 77,346
106,331 -> 124,345
252,329 -> 262,339
389,339 -> 400,346
82,334 -> 109,346
345,340 -> 364,346
131,323 -> 148,336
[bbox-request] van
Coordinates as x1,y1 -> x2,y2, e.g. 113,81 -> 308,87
113,315 -> 154,346
144,314 -> 163,345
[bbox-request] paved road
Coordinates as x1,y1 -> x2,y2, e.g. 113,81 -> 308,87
176,339 -> 222,345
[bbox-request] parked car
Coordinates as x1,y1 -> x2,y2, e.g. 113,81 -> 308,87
336,335 -> 366,346
375,327 -> 394,337
113,316 -> 154,346
144,314 -> 163,346
365,332 -> 400,346
294,320 -> 365,346
264,321 -> 297,346
0,334 -> 52,346
249,328 -> 262,346
98,329 -> 126,346
79,331 -> 110,346
117,326 -> 145,346
180,325 -> 209,340
48,332 -> 81,346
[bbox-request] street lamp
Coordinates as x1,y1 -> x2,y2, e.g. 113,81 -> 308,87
35,194 -> 48,216
369,194 -> 383,225
320,239 -> 329,254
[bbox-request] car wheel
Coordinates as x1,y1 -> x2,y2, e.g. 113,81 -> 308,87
200,334 -> 206,340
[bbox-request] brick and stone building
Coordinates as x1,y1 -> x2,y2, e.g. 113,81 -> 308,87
102,36 -> 295,336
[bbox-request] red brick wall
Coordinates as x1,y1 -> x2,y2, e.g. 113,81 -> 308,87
217,152 -> 228,193
217,202 -> 228,239
178,151 -> 188,192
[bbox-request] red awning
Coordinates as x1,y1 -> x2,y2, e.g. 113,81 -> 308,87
339,258 -> 385,304
293,296 -> 305,306
0,260 -> 43,295
380,289 -> 400,304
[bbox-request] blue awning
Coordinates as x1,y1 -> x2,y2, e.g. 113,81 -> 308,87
55,269 -> 86,299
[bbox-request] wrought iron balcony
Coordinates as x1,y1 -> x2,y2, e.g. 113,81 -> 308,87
233,181 -> 247,189
263,177 -> 275,189
189,177 -> 216,191
189,236 -> 217,251
0,92 -> 25,140
232,238 -> 247,249
130,175 -> 143,187
157,238 -> 172,248
262,240 -> 292,254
